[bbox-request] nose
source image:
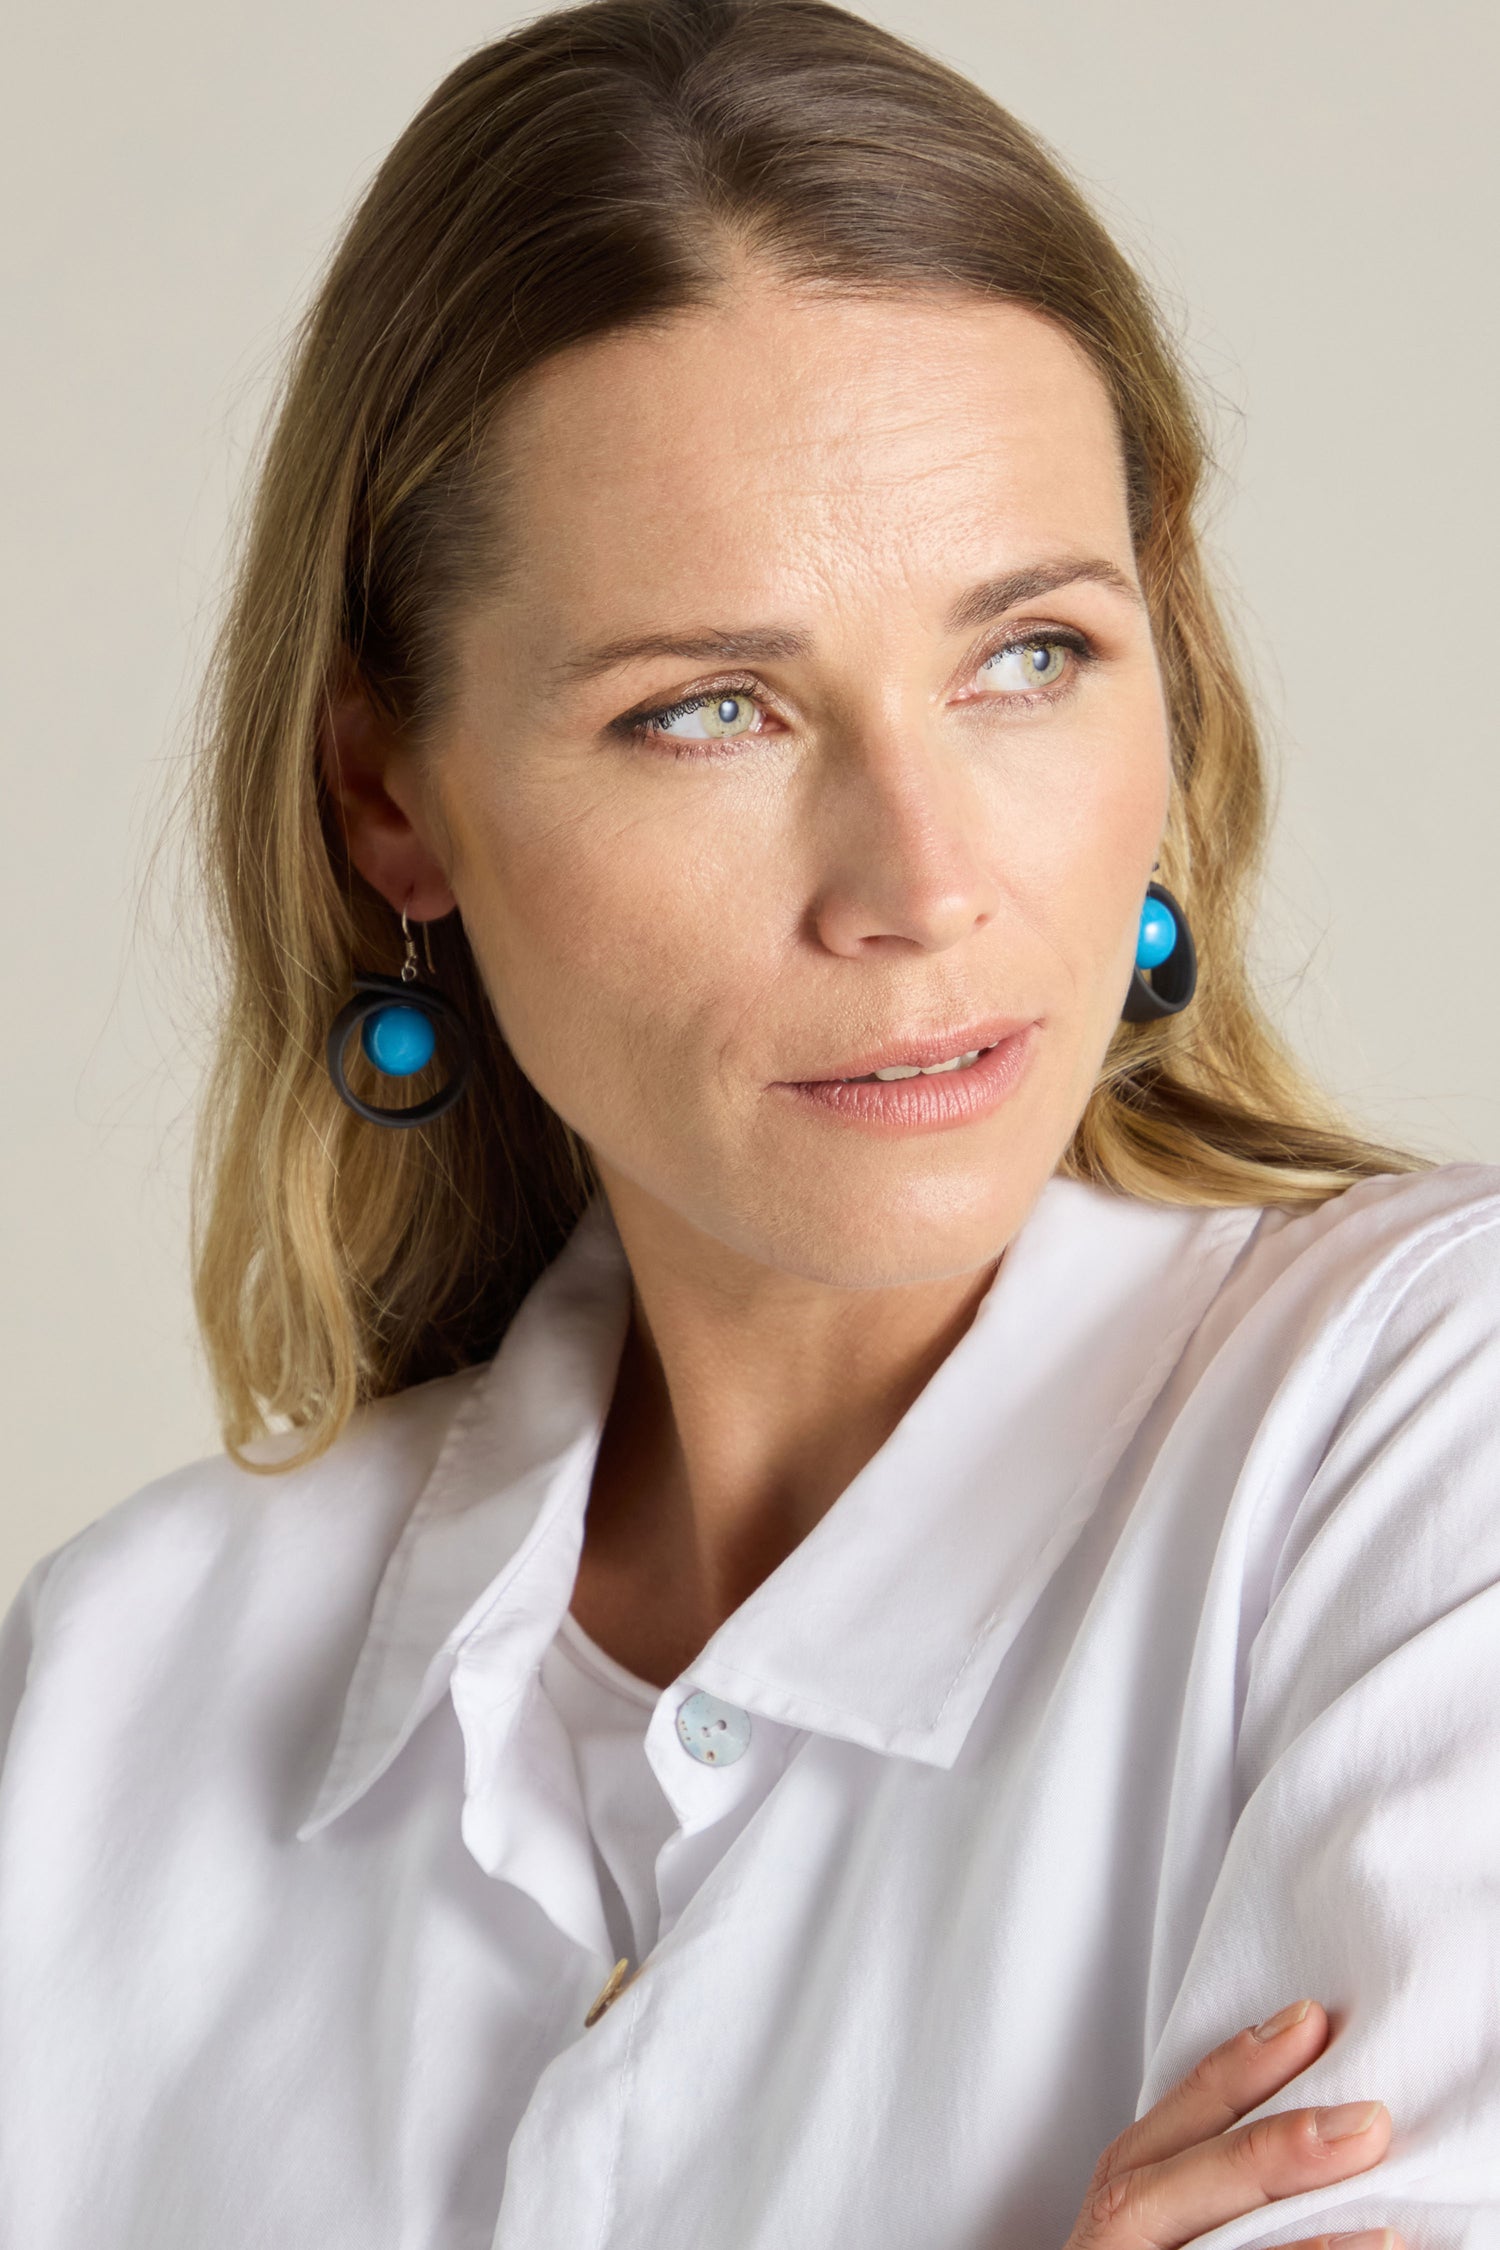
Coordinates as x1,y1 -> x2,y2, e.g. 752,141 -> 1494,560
807,718 -> 1002,958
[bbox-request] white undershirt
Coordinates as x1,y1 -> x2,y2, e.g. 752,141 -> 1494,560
539,1606 -> 679,1963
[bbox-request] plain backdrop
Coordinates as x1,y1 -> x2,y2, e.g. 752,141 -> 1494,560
3,0 -> 1496,1612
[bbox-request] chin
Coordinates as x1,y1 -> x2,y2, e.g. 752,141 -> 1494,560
708,1163 -> 1045,1293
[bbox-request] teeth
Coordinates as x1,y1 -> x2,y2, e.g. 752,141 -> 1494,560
849,1047 -> 986,1084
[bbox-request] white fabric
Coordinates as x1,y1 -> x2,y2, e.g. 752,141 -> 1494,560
4,1165 -> 1500,2249
538,1608 -> 679,1963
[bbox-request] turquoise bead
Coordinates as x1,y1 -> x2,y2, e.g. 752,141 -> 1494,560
361,1003 -> 437,1077
1136,896 -> 1178,971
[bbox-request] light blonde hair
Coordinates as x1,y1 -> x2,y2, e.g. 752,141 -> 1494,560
182,0 -> 1418,1474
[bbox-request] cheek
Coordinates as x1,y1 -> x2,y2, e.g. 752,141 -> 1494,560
1055,750 -> 1169,949
980,685 -> 1171,987
451,772 -> 779,1101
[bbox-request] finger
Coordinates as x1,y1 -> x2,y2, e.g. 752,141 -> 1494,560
1094,2000 -> 1330,2186
1076,2097 -> 1394,2250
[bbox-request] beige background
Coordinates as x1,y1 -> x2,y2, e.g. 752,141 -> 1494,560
3,0 -> 1496,1612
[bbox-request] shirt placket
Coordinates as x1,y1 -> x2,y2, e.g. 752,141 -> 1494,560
645,1685 -> 802,1946
451,1652 -> 617,1964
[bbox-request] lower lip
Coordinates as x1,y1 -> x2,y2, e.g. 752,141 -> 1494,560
772,1024 -> 1039,1135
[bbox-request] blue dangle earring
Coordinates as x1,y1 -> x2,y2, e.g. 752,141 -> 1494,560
1121,878 -> 1197,1022
325,906 -> 474,1127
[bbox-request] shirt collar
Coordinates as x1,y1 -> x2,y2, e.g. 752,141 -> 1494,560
298,1178 -> 1259,1839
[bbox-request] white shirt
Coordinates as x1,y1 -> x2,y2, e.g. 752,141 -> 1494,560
4,1164 -> 1500,2250
538,1609 -> 678,1962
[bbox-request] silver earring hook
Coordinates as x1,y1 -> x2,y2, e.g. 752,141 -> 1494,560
400,903 -> 437,981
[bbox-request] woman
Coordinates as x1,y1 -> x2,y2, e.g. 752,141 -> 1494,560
1,0 -> 1495,2243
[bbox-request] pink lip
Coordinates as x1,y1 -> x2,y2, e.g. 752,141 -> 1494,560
781,1012 -> 1038,1084
771,1021 -> 1040,1136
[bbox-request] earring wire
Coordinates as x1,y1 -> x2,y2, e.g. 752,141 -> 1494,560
400,903 -> 437,980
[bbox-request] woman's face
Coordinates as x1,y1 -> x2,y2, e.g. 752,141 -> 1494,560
411,275 -> 1171,1287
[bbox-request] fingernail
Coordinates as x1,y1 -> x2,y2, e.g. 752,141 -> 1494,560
1314,2100 -> 1382,2141
1337,2232 -> 1396,2249
1252,1998 -> 1313,2041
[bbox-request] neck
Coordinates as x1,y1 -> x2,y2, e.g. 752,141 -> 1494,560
570,1169 -> 1000,1686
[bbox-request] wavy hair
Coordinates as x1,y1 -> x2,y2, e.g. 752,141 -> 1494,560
182,0 -> 1418,1471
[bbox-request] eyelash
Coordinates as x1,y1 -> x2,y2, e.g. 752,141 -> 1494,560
611,628 -> 1099,756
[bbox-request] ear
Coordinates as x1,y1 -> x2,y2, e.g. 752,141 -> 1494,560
317,666 -> 458,921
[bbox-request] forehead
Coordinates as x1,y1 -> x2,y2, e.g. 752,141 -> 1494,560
483,281 -> 1131,628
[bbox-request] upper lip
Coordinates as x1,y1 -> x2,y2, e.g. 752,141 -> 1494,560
783,1013 -> 1037,1083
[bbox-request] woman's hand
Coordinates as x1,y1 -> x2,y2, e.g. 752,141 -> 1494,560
1061,1998 -> 1400,2250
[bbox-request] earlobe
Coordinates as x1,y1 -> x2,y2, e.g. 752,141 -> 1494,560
318,672 -> 457,922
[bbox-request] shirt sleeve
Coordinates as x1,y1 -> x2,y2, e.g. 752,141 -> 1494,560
1139,1210 -> 1500,2250
0,1547 -> 65,1782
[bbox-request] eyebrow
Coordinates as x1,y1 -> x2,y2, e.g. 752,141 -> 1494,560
546,557 -> 1145,690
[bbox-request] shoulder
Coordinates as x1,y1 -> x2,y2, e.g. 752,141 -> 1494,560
1208,1161 -> 1500,1375
8,1360 -> 489,1679
1132,1161 -> 1500,1469
1169,1166 -> 1500,1675
1033,1163 -> 1500,1402
1067,1164 -> 1500,1585
1244,1156 -> 1500,1282
1218,1167 -> 1500,1772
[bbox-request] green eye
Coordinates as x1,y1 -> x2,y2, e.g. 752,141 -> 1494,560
982,638 -> 1073,691
654,692 -> 760,741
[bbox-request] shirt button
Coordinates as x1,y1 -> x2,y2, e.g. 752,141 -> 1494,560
674,1690 -> 751,1765
584,1956 -> 634,2028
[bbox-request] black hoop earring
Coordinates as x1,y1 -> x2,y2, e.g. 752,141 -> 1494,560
1121,880 -> 1197,1023
326,909 -> 473,1127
